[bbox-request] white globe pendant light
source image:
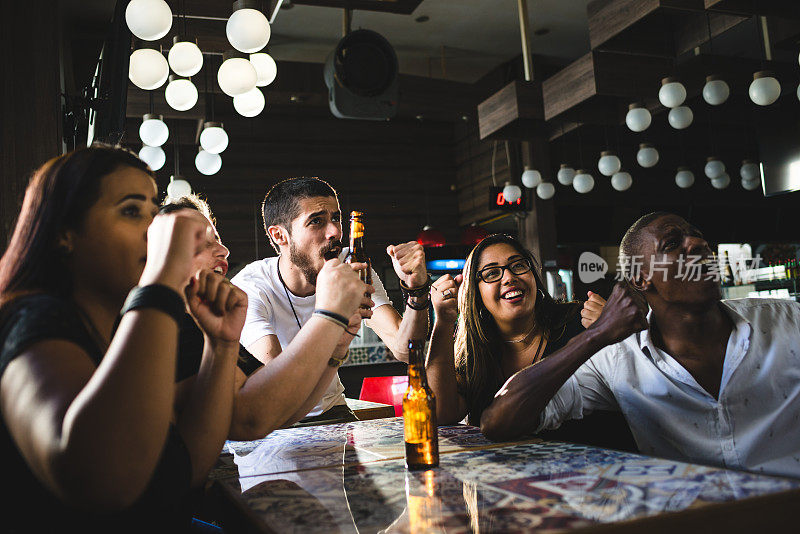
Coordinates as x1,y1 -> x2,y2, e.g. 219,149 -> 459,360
250,52 -> 277,87
740,160 -> 761,182
199,122 -> 229,154
168,36 -> 203,77
139,114 -> 169,147
625,103 -> 651,132
218,50 -> 258,96
668,106 -> 693,129
749,71 -> 781,106
573,170 -> 594,194
125,0 -> 172,41
597,151 -> 621,177
139,145 -> 166,171
611,171 -> 633,191
129,48 -> 169,90
675,167 -> 695,189
797,82 -> 800,102
658,77 -> 687,108
704,157 -> 725,179
226,0 -> 271,53
167,176 -> 192,200
165,75 -> 199,111
703,75 -> 730,106
233,87 -> 265,117
636,144 -> 659,168
195,148 -> 222,176
502,181 -> 522,203
557,164 -> 576,185
536,182 -> 555,199
711,173 -> 731,190
742,177 -> 760,191
521,166 -> 542,188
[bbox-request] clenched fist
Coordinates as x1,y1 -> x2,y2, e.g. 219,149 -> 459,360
580,291 -> 606,329
588,283 -> 648,346
387,241 -> 428,288
431,274 -> 463,324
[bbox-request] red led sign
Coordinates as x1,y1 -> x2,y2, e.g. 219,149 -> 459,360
488,186 -> 528,211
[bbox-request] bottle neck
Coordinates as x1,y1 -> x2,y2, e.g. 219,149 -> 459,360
407,348 -> 428,387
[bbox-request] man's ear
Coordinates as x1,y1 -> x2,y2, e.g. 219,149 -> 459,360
629,271 -> 652,292
267,225 -> 289,248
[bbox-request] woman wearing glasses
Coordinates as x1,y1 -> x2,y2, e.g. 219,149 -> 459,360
426,234 -> 634,448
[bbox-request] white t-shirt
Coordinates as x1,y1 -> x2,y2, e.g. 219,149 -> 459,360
231,248 -> 392,417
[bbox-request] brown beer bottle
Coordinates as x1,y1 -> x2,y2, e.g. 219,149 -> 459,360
346,211 -> 372,285
404,339 -> 439,470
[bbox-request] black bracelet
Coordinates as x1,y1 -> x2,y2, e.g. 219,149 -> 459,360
399,274 -> 432,299
120,284 -> 185,324
345,328 -> 360,337
405,293 -> 431,311
313,309 -> 350,329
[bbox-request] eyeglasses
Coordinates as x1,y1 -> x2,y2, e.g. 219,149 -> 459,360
477,258 -> 532,283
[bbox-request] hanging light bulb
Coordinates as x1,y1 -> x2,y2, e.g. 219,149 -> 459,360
749,71 -> 781,106
250,52 -> 277,87
139,145 -> 166,171
521,166 -> 541,188
129,48 -> 169,90
226,0 -> 271,53
658,77 -> 687,108
611,171 -> 632,191
165,75 -> 199,111
636,144 -> 659,168
742,177 -> 760,191
740,160 -> 761,182
195,148 -> 222,176
625,103 -> 651,132
218,49 -> 258,96
125,0 -> 172,41
703,75 -> 730,106
167,176 -> 193,199
557,164 -> 576,185
199,122 -> 229,154
168,36 -> 203,77
573,170 -> 594,194
704,157 -> 725,179
139,114 -> 169,147
233,87 -> 265,117
597,151 -> 621,177
711,173 -> 731,190
668,106 -> 693,129
675,167 -> 695,189
536,182 -> 555,200
502,181 -> 522,203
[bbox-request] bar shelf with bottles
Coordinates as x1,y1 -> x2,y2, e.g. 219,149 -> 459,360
722,259 -> 800,301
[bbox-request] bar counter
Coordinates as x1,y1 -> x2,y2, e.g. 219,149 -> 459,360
210,418 -> 800,532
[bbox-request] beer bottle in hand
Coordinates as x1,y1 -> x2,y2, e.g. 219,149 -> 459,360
404,339 -> 439,470
346,211 -> 372,285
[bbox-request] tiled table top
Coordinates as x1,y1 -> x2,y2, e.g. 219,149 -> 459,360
212,418 -> 800,533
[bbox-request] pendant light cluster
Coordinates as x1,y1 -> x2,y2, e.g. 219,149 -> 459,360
127,1 -> 282,182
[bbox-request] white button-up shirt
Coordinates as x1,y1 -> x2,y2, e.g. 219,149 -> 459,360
539,298 -> 800,478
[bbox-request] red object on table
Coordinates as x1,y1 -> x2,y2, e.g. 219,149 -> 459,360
359,376 -> 408,417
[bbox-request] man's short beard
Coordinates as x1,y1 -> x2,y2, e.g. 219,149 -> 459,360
288,239 -> 342,286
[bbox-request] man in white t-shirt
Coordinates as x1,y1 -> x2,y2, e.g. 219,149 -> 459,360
231,177 -> 430,436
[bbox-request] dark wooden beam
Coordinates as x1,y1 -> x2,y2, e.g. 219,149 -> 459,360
705,0 -> 800,19
166,0 -> 423,18
476,81 -> 544,141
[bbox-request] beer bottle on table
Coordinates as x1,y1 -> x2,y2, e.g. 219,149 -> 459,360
404,339 -> 439,470
346,211 -> 372,286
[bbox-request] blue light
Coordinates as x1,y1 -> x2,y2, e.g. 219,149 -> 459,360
427,259 -> 465,271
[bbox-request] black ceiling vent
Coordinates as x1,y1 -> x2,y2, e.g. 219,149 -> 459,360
324,29 -> 398,120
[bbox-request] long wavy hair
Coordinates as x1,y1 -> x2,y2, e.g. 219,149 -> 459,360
454,234 -> 579,425
0,144 -> 153,311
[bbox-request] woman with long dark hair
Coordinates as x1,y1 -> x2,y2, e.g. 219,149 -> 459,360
0,145 -> 246,531
427,234 -> 634,448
